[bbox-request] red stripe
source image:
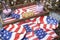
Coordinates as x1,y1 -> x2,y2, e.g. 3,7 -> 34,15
50,24 -> 52,29
32,18 -> 36,22
49,32 -> 55,35
22,8 -> 27,14
32,24 -> 40,31
45,29 -> 50,32
43,24 -> 47,30
9,24 -> 14,31
14,24 -> 21,32
47,36 -> 52,40
17,9 -> 20,14
4,24 -> 9,30
22,8 -> 27,12
18,21 -> 25,25
32,25 -> 36,30
4,18 -> 13,21
14,33 -> 20,40
36,23 -> 40,30
33,38 -> 39,40
40,16 -> 44,24
21,28 -> 26,34
27,32 -> 34,38
25,19 -> 31,22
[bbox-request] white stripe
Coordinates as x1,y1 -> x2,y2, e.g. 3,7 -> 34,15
52,25 -> 56,29
11,24 -> 18,32
22,22 -> 33,26
20,15 -> 23,19
51,33 -> 57,38
46,30 -> 54,34
30,18 -> 35,20
36,17 -> 40,23
39,24 -> 44,29
9,32 -> 16,40
29,35 -> 37,40
6,24 -> 13,31
3,17 -> 12,20
14,9 -> 18,14
46,24 -> 52,30
33,26 -> 39,31
39,24 -> 46,31
17,25 -> 24,33
18,32 -> 26,40
19,9 -> 23,14
43,16 -> 47,24
4,19 -> 15,22
27,9 -> 31,12
41,34 -> 51,40
26,32 -> 32,37
29,23 -> 36,28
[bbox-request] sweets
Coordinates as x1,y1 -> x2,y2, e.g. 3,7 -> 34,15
22,11 -> 35,18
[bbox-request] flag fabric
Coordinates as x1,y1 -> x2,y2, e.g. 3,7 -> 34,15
22,29 -> 57,40
3,5 -> 40,23
3,23 -> 26,34
0,4 -> 59,40
0,28 -> 26,40
26,16 -> 58,25
25,16 -> 58,29
11,13 -> 20,19
0,23 -> 58,40
0,17 -> 58,40
3,18 -> 58,33
23,24 -> 58,40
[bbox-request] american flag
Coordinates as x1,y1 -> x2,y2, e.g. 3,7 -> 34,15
0,4 -> 59,40
11,13 -> 20,19
3,5 -> 40,23
25,16 -> 58,28
22,24 -> 58,40
36,16 -> 58,25
0,18 -> 58,40
0,28 -> 26,40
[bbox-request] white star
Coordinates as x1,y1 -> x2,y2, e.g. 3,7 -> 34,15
7,36 -> 9,39
51,20 -> 53,23
1,37 -> 4,39
40,36 -> 43,38
42,33 -> 44,34
3,34 -> 6,36
39,33 -> 41,35
48,19 -> 50,21
50,17 -> 52,19
40,30 -> 42,32
3,31 -> 6,33
37,31 -> 40,33
6,33 -> 8,34
55,20 -> 57,22
0,34 -> 1,37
